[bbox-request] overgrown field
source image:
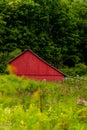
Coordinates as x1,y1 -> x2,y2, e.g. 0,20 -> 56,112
0,75 -> 87,130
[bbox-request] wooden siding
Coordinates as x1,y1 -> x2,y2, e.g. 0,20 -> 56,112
9,50 -> 65,81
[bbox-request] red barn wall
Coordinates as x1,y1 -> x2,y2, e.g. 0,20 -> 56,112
9,50 -> 64,81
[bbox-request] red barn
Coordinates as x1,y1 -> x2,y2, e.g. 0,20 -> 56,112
8,49 -> 66,81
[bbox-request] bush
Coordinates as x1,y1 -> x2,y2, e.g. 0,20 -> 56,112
0,49 -> 21,74
61,63 -> 87,76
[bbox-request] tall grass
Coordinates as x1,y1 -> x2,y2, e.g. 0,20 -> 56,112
0,75 -> 87,129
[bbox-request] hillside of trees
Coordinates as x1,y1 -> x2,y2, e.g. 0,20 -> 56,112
0,0 -> 87,75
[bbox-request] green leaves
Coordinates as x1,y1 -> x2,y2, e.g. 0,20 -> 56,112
1,0 -> 87,73
0,75 -> 87,129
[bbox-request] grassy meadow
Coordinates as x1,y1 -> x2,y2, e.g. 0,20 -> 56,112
0,75 -> 87,130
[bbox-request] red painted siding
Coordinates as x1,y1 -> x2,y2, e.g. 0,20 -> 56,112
9,50 -> 65,81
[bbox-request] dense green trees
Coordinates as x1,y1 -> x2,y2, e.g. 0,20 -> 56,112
0,0 -> 87,75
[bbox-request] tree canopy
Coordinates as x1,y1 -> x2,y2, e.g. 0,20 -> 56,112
0,0 -> 87,74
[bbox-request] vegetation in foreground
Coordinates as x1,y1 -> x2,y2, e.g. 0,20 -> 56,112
0,75 -> 87,130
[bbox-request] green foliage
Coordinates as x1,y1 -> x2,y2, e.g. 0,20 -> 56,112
0,75 -> 87,129
61,63 -> 87,76
1,0 -> 87,75
78,107 -> 87,123
0,48 -> 21,74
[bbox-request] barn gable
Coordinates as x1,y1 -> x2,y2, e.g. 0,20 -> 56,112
8,49 -> 65,81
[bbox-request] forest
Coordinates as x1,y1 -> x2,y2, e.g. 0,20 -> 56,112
0,0 -> 87,76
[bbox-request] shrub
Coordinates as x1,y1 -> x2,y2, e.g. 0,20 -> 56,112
61,63 -> 87,76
